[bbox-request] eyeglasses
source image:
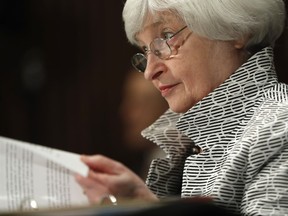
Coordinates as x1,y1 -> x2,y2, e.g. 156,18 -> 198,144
131,26 -> 187,73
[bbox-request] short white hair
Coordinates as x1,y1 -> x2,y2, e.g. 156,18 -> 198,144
122,0 -> 286,50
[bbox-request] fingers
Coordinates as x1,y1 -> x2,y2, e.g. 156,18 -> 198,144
80,154 -> 125,174
75,155 -> 120,201
75,172 -> 111,204
75,154 -> 157,203
75,169 -> 111,189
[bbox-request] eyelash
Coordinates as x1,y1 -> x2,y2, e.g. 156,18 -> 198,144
163,32 -> 174,40
140,30 -> 175,53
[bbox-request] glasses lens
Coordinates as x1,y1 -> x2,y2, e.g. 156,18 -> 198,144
131,53 -> 147,73
150,38 -> 171,59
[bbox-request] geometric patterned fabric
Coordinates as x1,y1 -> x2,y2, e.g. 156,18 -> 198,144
142,47 -> 288,215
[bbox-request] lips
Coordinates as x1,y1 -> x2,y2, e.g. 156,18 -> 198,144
159,84 -> 178,96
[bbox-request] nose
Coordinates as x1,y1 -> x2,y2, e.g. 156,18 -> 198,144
143,53 -> 163,81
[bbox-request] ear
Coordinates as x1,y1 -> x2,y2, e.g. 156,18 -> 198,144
234,35 -> 250,49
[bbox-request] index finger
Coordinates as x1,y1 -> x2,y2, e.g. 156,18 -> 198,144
80,154 -> 125,174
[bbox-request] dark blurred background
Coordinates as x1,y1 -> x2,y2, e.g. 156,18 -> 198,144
0,0 -> 287,173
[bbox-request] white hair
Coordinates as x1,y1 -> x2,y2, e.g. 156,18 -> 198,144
122,0 -> 286,50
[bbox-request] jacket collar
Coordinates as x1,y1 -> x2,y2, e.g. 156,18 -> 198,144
142,47 -> 278,155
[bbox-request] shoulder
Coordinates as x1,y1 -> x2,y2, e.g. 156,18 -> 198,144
263,82 -> 288,103
241,83 -> 288,145
253,82 -> 288,122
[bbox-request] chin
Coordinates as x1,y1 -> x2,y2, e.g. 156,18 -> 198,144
169,104 -> 190,114
167,97 -> 194,113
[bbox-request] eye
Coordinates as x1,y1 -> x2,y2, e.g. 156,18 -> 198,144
163,31 -> 174,40
141,46 -> 149,54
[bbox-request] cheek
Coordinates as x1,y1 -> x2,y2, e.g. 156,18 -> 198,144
168,47 -> 217,111
185,70 -> 215,98
179,62 -> 216,108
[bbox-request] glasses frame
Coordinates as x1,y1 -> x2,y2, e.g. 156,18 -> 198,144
131,26 -> 188,73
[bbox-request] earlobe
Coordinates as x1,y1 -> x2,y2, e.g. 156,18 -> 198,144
234,35 -> 250,49
234,39 -> 246,49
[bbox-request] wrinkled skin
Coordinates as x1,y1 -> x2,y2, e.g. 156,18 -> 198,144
75,12 -> 248,204
75,155 -> 158,204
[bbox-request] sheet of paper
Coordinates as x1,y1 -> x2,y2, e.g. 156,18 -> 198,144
0,136 -> 89,212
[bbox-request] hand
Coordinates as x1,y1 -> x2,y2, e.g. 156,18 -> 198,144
75,154 -> 158,205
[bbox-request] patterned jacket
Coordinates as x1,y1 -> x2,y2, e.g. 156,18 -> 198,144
142,47 -> 288,216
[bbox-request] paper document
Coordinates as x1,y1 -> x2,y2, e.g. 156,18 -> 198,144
0,136 -> 89,212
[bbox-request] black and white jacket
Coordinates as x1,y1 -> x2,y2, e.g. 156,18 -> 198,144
142,47 -> 288,216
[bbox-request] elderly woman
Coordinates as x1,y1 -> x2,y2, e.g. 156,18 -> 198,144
76,0 -> 288,215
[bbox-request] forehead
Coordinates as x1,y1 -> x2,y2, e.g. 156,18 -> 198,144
145,11 -> 182,29
135,12 -> 183,41
147,11 -> 179,25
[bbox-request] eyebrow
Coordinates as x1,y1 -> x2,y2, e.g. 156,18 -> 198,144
134,21 -> 163,45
